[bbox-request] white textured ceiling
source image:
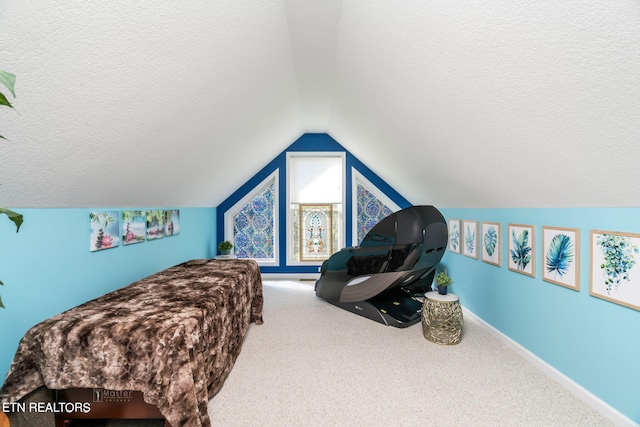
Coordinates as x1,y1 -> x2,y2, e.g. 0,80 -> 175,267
1,0 -> 639,208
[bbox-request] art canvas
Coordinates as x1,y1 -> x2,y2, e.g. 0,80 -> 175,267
146,210 -> 166,240
448,219 -> 461,254
590,230 -> 640,311
122,210 -> 146,245
165,209 -> 181,237
508,224 -> 535,277
90,211 -> 120,252
542,226 -> 579,291
462,220 -> 478,259
481,222 -> 501,267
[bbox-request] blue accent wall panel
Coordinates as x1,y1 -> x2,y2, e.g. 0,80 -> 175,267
0,207 -> 216,382
440,207 -> 640,424
216,133 -> 412,274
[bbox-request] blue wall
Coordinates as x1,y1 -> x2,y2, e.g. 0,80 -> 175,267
0,207 -> 216,382
217,133 -> 411,274
440,207 -> 640,424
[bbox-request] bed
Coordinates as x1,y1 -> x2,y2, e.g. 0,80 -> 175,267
0,258 -> 263,427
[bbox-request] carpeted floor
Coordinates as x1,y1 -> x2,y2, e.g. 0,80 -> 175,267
207,280 -> 614,426
21,279 -> 613,426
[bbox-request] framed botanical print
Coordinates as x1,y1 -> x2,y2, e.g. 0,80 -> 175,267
462,220 -> 478,259
481,222 -> 501,267
590,230 -> 640,311
448,219 -> 461,254
542,226 -> 579,291
508,224 -> 535,277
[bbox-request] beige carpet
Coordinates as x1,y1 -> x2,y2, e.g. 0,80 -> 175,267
208,280 -> 614,426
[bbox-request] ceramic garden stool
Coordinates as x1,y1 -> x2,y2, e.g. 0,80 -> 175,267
422,292 -> 463,345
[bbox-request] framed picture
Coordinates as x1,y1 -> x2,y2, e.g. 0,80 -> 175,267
508,224 -> 535,277
122,210 -> 146,245
146,210 -> 166,240
462,220 -> 478,259
481,222 -> 501,267
89,211 -> 120,252
542,226 -> 579,291
448,219 -> 461,254
165,209 -> 181,237
590,230 -> 640,311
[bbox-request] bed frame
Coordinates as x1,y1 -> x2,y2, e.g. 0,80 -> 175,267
55,388 -> 171,426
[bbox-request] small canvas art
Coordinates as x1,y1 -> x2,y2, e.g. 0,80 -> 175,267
90,211 -> 120,252
462,220 -> 478,259
165,210 -> 181,237
542,226 -> 579,291
448,219 -> 461,254
508,224 -> 535,277
122,210 -> 147,245
481,222 -> 501,267
590,230 -> 640,311
146,210 -> 166,240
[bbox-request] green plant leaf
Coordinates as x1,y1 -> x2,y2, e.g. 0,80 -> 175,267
0,294 -> 4,309
0,208 -> 24,232
545,234 -> 573,278
484,226 -> 497,256
510,229 -> 532,271
0,91 -> 13,108
0,70 -> 17,98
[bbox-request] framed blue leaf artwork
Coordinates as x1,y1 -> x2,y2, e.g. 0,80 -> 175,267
448,219 -> 461,254
481,222 -> 501,267
462,220 -> 478,259
590,230 -> 640,311
542,226 -> 579,291
508,224 -> 535,277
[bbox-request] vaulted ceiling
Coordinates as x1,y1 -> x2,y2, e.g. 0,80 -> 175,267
1,1 -> 639,208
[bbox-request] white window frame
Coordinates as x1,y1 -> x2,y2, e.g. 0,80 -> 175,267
223,170 -> 279,266
351,167 -> 401,246
286,152 -> 346,267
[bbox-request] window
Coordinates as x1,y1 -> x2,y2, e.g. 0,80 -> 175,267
352,169 -> 400,245
224,172 -> 278,264
287,154 -> 344,264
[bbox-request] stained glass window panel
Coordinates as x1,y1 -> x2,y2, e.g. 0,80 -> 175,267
299,204 -> 333,261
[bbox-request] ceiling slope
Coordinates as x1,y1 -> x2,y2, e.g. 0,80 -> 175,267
0,0 -> 305,208
2,0 -> 640,209
327,0 -> 640,207
283,0 -> 343,132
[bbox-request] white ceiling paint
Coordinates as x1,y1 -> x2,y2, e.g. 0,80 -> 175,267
327,1 -> 640,208
1,0 -> 639,208
283,0 -> 342,132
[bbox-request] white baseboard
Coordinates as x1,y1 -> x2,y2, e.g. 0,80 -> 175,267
261,273 -> 320,281
462,307 -> 638,427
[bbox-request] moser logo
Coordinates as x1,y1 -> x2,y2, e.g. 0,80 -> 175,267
93,389 -> 133,403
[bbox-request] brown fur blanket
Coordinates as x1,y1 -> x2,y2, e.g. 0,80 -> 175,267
0,259 -> 263,427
